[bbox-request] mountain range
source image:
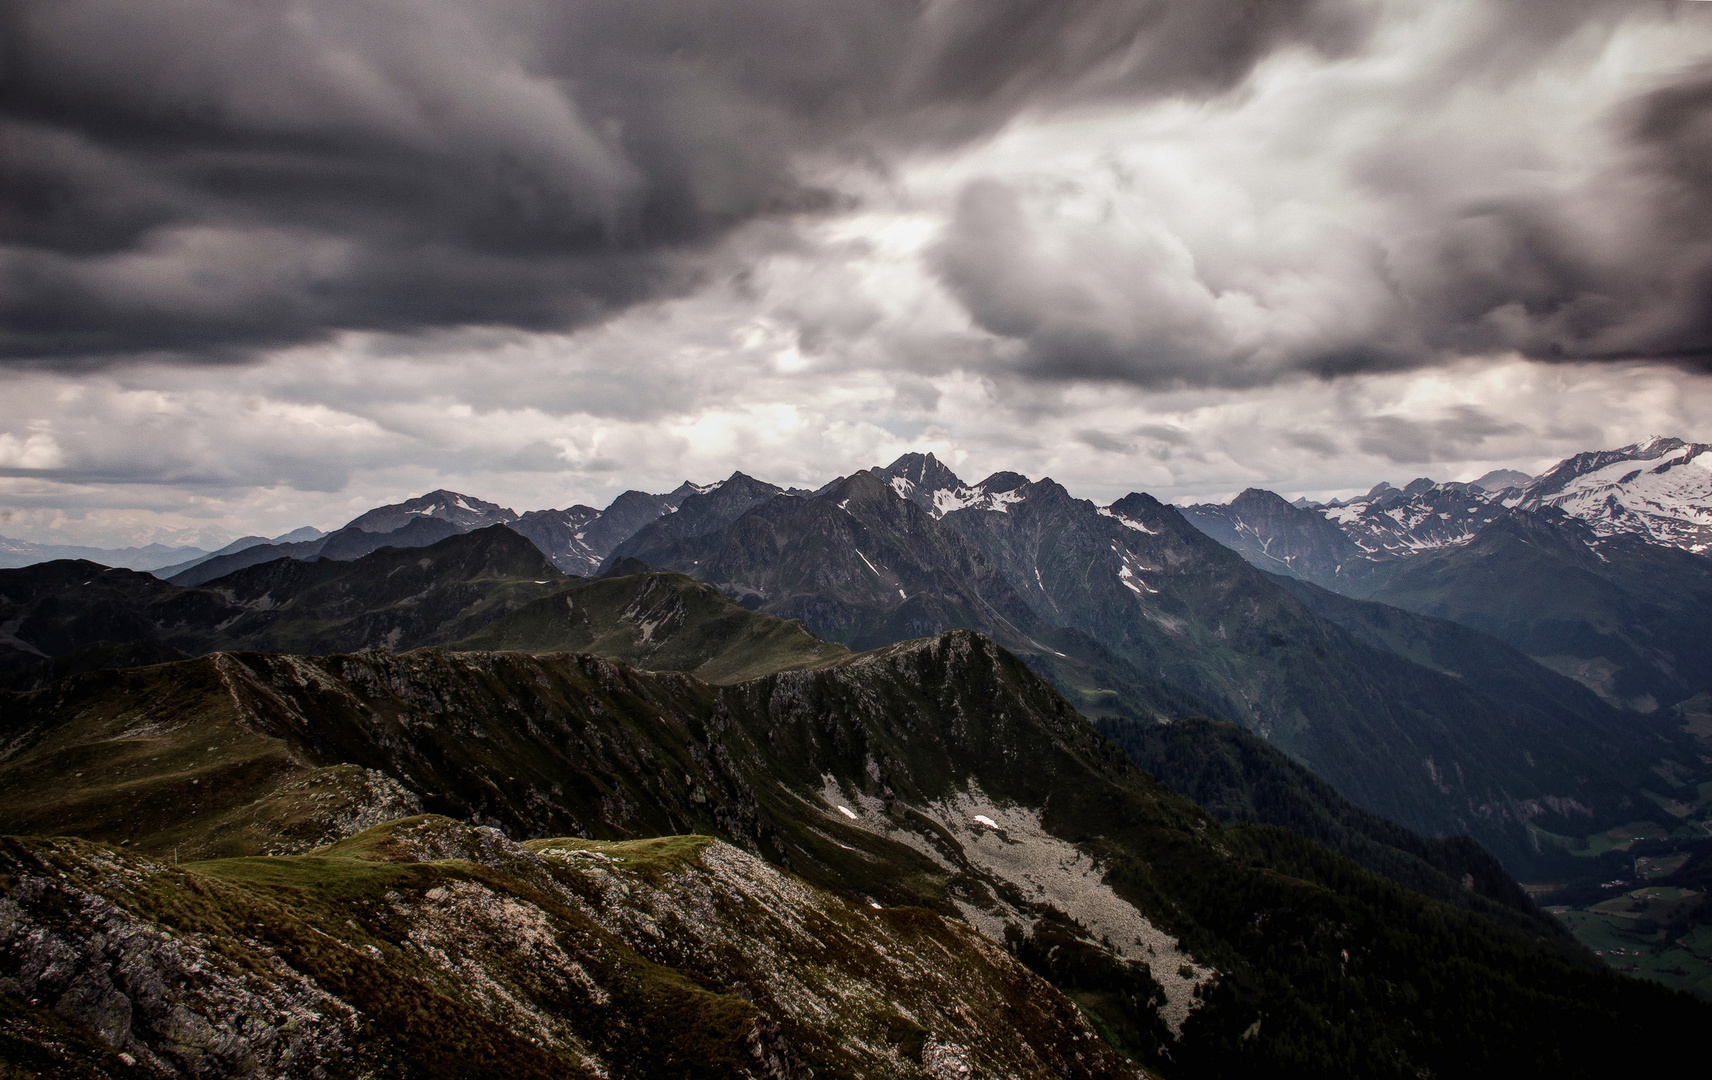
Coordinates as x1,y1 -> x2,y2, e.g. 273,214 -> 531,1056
7,443 -> 1712,882
1183,438 -> 1712,713
5,439 -> 1712,1071
4,564 -> 1703,1075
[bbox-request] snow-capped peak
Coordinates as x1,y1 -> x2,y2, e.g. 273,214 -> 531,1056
871,454 -> 1034,518
1520,439 -> 1712,553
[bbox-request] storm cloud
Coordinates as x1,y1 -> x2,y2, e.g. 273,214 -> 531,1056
1,0 -> 1364,362
931,1 -> 1712,387
3,0 -> 1712,549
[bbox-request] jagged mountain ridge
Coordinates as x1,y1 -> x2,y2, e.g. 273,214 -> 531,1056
1517,436 -> 1712,553
1181,441 -> 1712,712
615,457 -> 1691,874
151,481 -> 706,585
4,632 -> 1703,1075
1185,438 -> 1711,587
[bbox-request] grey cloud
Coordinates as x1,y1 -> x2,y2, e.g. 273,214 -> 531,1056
932,178 -> 1277,387
1387,63 -> 1712,370
1285,430 -> 1340,457
1355,406 -> 1523,465
1,0 -> 1363,364
1076,428 -> 1134,454
929,9 -> 1712,390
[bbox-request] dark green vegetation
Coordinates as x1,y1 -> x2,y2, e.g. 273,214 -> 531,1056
1532,698 -> 1712,998
3,631 -> 1706,1077
1,816 -> 1131,1079
1098,716 -> 1572,943
1347,511 -> 1712,713
453,569 -> 849,684
0,525 -> 569,673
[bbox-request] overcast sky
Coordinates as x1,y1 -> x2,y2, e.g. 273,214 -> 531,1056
5,0 -> 1712,548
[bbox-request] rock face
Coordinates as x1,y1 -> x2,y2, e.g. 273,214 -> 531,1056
1,818 -> 1136,1079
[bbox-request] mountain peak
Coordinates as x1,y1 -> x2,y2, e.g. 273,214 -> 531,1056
1470,468 -> 1532,493
875,452 -> 968,492
343,490 -> 517,534
1521,436 -> 1712,552
975,471 -> 1030,494
1231,487 -> 1299,512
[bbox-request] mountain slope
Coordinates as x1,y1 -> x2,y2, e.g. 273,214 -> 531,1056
0,526 -> 568,670
1181,439 -> 1712,711
1179,488 -> 1361,583
454,569 -> 851,684
1099,715 -> 1569,943
512,483 -> 705,575
2,817 -> 1130,1080
1352,509 -> 1712,711
581,461 -> 1706,870
604,472 -> 788,566
925,472 -> 1676,871
2,635 -> 1704,1076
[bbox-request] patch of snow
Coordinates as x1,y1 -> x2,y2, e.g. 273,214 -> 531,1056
837,805 -> 859,820
855,548 -> 883,578
1099,506 -> 1156,533
819,777 -> 1214,1036
932,487 -> 980,517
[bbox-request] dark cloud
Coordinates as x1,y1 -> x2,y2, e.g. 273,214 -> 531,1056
0,0 -> 1363,363
1385,62 -> 1712,371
